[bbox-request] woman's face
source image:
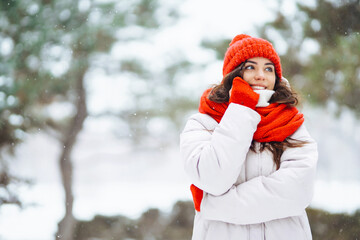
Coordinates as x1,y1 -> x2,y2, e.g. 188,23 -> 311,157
242,57 -> 276,90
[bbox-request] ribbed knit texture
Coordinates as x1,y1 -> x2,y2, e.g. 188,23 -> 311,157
223,34 -> 282,79
229,77 -> 260,110
199,88 -> 304,142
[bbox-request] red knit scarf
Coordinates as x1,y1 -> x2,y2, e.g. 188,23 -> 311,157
199,88 -> 304,142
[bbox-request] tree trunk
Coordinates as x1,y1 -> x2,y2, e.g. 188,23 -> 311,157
56,70 -> 87,240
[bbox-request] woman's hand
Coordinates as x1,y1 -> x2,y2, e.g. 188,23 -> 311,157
229,77 -> 260,110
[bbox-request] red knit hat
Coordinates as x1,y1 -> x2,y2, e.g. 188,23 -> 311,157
222,34 -> 282,79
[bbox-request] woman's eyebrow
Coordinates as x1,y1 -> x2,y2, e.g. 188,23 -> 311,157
246,61 -> 274,66
265,63 -> 275,66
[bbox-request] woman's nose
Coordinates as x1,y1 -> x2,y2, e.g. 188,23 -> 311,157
255,70 -> 265,80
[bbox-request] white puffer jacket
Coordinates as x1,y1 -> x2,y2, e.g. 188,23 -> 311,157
180,103 -> 318,240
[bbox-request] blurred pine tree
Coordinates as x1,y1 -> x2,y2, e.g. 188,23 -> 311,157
259,0 -> 360,116
0,0 -> 187,239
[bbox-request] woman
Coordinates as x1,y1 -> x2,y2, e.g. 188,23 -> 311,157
180,34 -> 318,240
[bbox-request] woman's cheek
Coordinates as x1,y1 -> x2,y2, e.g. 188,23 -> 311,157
242,72 -> 253,83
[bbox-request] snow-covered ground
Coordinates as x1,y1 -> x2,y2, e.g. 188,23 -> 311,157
0,128 -> 191,240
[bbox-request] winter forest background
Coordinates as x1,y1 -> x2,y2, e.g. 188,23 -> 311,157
0,0 -> 360,239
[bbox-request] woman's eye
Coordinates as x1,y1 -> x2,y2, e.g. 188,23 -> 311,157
244,65 -> 254,70
265,67 -> 274,72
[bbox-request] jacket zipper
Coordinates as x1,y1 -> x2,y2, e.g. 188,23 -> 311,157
262,223 -> 266,240
258,143 -> 265,240
247,225 -> 250,240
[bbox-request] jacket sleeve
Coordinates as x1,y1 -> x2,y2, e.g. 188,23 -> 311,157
200,124 -> 318,224
180,103 -> 261,196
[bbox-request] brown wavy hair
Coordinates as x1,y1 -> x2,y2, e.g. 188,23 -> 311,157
209,61 -> 307,170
